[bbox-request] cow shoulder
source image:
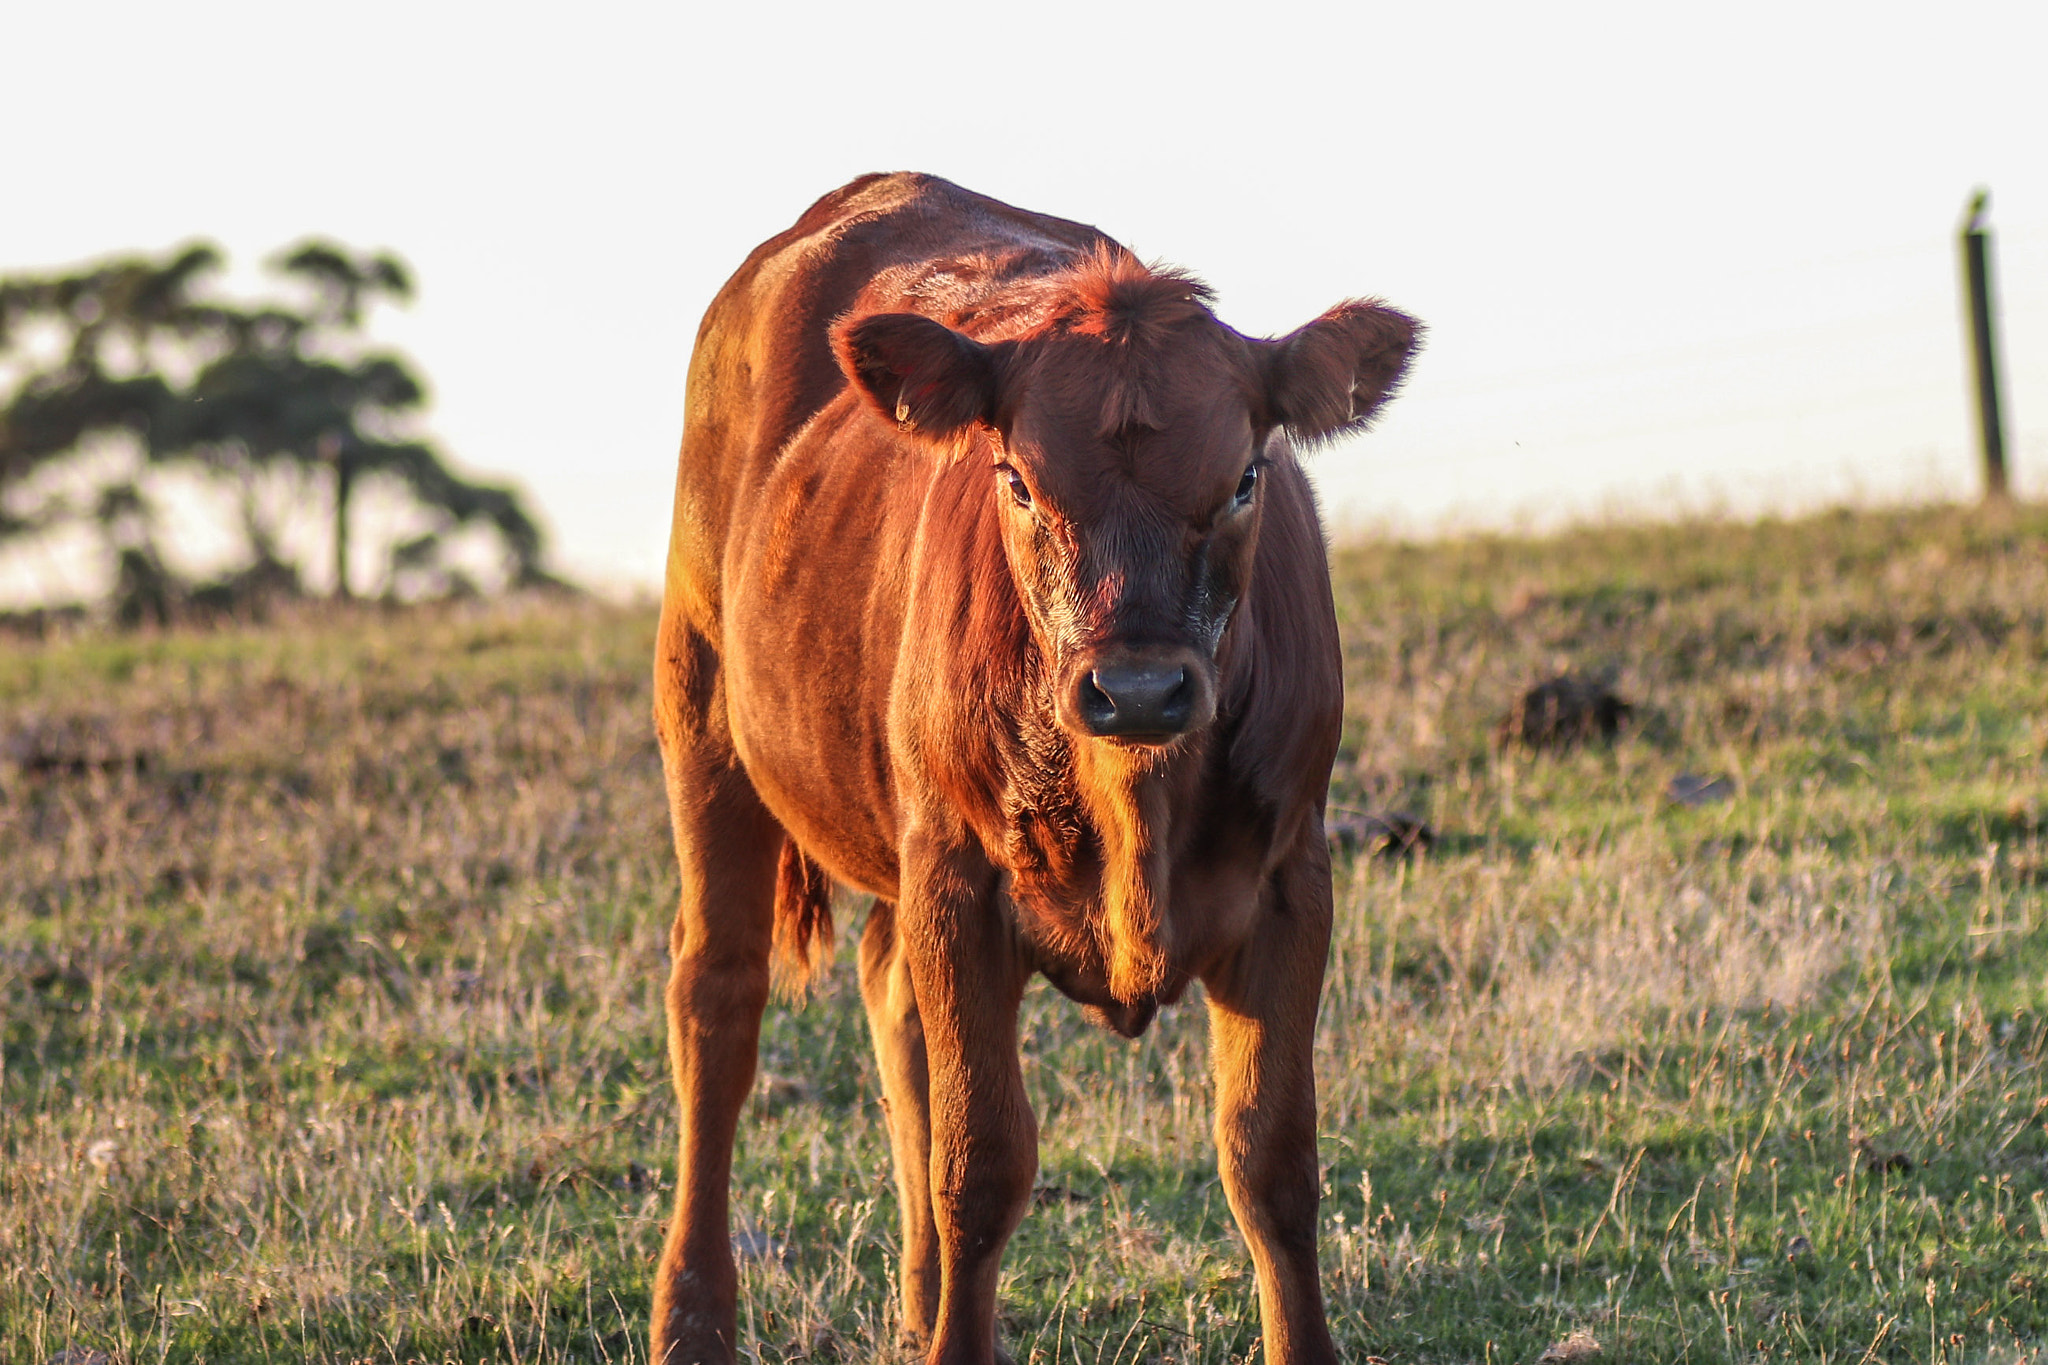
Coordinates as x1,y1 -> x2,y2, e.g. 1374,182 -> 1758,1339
1226,449 -> 1344,828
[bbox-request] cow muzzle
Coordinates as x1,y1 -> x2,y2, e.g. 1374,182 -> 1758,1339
1062,647 -> 1217,744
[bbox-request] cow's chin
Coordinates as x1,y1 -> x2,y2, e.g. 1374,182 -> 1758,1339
1094,730 -> 1187,753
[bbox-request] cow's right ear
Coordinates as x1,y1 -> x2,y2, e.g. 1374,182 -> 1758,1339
833,312 -> 1001,442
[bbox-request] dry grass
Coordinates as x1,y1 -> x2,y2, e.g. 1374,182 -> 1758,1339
3,503 -> 2045,1363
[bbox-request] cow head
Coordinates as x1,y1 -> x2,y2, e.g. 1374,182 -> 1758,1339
835,251 -> 1417,749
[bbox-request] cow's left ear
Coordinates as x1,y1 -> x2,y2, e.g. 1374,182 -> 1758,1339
833,312 -> 1002,443
1256,300 -> 1421,444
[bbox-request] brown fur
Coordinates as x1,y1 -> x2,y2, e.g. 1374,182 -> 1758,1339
651,173 -> 1419,1365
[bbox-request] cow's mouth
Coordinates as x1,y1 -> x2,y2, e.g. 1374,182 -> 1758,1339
1099,731 -> 1182,749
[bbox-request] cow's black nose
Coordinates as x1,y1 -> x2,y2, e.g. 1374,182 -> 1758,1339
1077,663 -> 1193,738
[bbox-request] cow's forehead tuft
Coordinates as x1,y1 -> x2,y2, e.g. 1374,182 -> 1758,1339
1024,244 -> 1217,346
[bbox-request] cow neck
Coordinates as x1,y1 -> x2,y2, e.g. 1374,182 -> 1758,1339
982,641 -> 1215,1006
1070,734 -> 1201,1004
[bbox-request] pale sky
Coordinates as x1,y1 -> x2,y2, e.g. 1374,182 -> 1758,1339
3,0 -> 2043,596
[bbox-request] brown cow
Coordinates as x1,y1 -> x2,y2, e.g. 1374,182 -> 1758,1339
652,172 -> 1418,1365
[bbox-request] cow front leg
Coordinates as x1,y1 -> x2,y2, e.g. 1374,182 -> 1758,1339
858,899 -> 942,1349
1202,852 -> 1338,1365
898,834 -> 1035,1365
649,625 -> 783,1365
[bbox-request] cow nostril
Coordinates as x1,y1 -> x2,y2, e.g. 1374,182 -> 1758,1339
1157,668 -> 1191,721
1135,666 -> 1185,712
1078,672 -> 1116,726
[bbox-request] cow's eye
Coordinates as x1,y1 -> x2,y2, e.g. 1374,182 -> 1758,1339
1233,462 -> 1260,505
999,465 -> 1033,508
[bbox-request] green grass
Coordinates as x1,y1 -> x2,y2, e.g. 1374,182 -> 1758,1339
3,502 -> 2046,1364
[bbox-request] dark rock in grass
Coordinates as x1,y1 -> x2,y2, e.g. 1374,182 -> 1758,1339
1496,674 -> 1632,751
1326,810 -> 1435,859
1667,772 -> 1735,807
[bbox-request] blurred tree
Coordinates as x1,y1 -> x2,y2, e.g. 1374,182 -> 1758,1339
0,241 -> 557,621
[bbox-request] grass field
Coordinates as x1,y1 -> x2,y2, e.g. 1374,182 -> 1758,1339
3,502 -> 2045,1365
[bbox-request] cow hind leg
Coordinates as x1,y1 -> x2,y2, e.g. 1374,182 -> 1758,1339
651,619 -> 783,1365
859,900 -> 942,1349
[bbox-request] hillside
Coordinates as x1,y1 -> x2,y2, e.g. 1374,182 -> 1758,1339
3,503 -> 2045,1364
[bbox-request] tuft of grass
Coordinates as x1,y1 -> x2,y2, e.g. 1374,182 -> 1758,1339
3,502 -> 2045,1364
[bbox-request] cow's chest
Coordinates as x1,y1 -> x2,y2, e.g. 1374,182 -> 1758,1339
988,739 -> 1269,1029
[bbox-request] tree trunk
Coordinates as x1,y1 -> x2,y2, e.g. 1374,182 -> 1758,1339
329,439 -> 353,600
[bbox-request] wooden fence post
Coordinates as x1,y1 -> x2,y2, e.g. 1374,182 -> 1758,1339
1960,189 -> 2010,501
